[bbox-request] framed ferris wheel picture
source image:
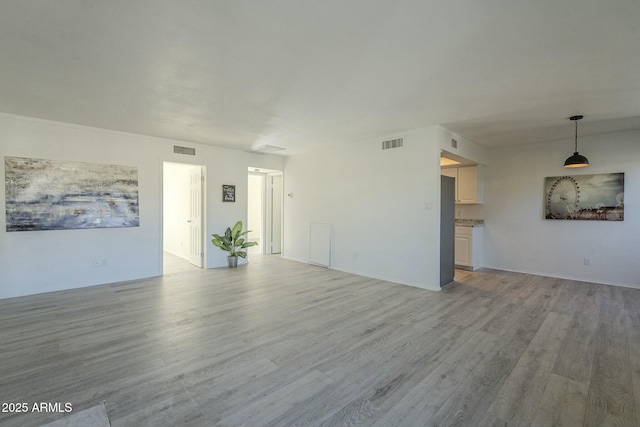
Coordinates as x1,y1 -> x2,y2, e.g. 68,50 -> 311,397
544,173 -> 624,221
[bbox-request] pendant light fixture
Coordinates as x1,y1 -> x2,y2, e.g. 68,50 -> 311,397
564,115 -> 589,168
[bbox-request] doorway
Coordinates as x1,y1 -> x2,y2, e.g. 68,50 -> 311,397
163,162 -> 205,274
440,175 -> 455,287
248,168 -> 283,255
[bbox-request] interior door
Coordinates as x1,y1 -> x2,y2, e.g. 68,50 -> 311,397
188,166 -> 203,267
269,174 -> 283,254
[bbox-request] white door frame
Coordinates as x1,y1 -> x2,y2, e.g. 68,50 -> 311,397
162,162 -> 206,271
248,169 -> 283,255
266,173 -> 283,254
248,172 -> 266,255
188,165 -> 204,267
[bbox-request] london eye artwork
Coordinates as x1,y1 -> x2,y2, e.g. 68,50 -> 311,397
5,156 -> 139,231
544,173 -> 624,221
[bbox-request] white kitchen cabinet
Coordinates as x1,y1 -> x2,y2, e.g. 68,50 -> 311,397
457,166 -> 481,204
441,166 -> 483,204
454,226 -> 483,270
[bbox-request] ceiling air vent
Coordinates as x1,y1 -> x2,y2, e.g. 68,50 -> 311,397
173,145 -> 196,155
250,145 -> 286,154
382,138 -> 403,150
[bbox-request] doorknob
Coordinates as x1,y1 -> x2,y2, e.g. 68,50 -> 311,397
187,220 -> 192,223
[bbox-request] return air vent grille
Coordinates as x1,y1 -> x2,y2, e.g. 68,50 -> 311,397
451,138 -> 458,149
250,145 -> 286,154
173,145 -> 196,156
382,138 -> 403,150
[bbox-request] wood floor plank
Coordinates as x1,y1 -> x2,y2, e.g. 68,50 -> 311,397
552,281 -> 600,384
427,301 -> 553,426
584,286 -> 636,427
621,287 -> 640,427
2,255 -> 640,427
218,370 -> 335,426
477,311 -> 572,426
531,373 -> 588,427
109,392 -> 208,427
369,330 -> 499,427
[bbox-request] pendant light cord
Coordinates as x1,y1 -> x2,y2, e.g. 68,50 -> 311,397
574,119 -> 579,152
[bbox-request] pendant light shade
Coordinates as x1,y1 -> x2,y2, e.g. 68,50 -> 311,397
564,115 -> 589,168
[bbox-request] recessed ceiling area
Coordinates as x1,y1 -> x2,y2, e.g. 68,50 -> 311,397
440,150 -> 476,168
440,157 -> 462,167
1,1 -> 640,155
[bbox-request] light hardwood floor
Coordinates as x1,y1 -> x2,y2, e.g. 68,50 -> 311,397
163,251 -> 203,275
1,255 -> 639,426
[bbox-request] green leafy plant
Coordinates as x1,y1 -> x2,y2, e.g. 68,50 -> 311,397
211,220 -> 258,258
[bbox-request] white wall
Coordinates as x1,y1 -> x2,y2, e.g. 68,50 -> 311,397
283,126 -> 442,290
0,113 -> 283,299
484,129 -> 640,288
6,110 -> 635,299
163,162 -> 193,259
438,126 -> 490,166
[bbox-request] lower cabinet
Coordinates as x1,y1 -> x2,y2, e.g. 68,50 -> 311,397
454,226 -> 483,270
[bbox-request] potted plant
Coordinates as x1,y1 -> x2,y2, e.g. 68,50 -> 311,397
211,220 -> 258,268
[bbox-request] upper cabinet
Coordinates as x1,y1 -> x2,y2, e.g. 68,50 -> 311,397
457,166 -> 481,204
441,165 -> 484,204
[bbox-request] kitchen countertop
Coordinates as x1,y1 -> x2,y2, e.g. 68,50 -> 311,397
455,219 -> 484,227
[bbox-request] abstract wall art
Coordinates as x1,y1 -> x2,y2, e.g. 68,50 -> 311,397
544,173 -> 624,221
5,156 -> 139,231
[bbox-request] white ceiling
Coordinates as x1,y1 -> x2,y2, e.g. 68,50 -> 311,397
2,1 -> 640,155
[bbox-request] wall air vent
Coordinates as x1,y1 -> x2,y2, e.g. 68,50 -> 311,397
451,138 -> 458,149
173,145 -> 196,156
382,138 -> 403,150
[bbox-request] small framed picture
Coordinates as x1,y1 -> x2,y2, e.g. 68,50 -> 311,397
222,184 -> 236,202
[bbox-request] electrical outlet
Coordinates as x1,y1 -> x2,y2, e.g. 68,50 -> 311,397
93,259 -> 108,268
